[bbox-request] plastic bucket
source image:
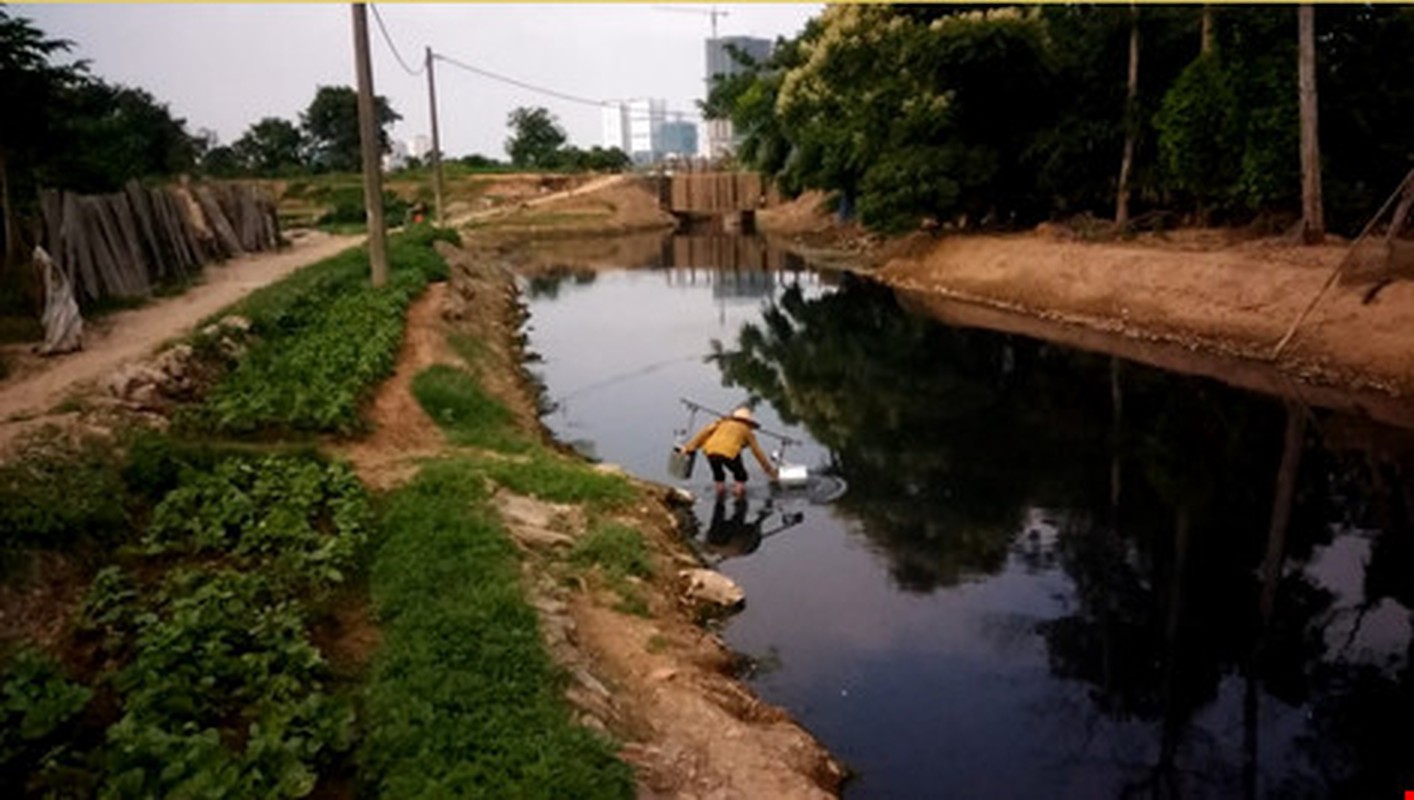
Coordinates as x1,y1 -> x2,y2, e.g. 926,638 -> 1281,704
667,449 -> 696,480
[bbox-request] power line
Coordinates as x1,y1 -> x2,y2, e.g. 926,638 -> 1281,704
434,52 -> 607,108
434,52 -> 704,121
364,10 -> 706,136
369,4 -> 424,77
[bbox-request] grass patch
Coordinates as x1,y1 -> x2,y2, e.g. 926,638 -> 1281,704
571,522 -> 653,618
482,452 -> 635,510
362,460 -> 632,798
571,522 -> 652,580
447,332 -> 489,370
411,365 -> 529,452
182,225 -> 458,436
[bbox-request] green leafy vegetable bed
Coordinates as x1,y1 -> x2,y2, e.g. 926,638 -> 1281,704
185,225 -> 458,436
1,442 -> 370,797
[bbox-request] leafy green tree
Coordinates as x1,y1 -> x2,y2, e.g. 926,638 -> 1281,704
0,8 -> 85,263
553,145 -> 630,172
775,7 -> 1054,231
200,145 -> 242,178
232,117 -> 306,175
1154,51 -> 1241,221
504,107 -> 567,169
45,80 -> 198,194
301,85 -> 399,173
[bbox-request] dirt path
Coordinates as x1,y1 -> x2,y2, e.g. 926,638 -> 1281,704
0,231 -> 361,442
334,282 -> 450,490
448,172 -> 632,227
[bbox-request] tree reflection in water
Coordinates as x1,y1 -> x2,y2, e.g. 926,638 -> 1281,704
713,276 -> 1413,797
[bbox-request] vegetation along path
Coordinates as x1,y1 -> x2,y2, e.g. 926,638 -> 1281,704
0,231 -> 360,444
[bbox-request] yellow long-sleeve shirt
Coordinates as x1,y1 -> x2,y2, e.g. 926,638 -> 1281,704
684,418 -> 774,473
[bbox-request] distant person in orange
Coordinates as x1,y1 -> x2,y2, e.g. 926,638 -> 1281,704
680,406 -> 778,497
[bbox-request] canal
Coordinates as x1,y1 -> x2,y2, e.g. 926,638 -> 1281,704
519,234 -> 1413,799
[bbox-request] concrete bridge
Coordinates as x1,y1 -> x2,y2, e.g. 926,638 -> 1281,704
660,172 -> 764,232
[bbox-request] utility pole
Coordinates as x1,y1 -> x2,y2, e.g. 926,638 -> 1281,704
352,3 -> 389,286
425,46 -> 445,227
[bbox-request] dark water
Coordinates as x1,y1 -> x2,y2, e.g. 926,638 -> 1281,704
521,235 -> 1414,799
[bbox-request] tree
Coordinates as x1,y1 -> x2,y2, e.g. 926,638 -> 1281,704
1116,3 -> 1141,227
0,9 -> 84,264
1155,52 -> 1241,221
504,107 -> 567,169
45,80 -> 197,194
232,117 -> 306,175
774,6 -> 1053,231
1297,4 -> 1324,243
302,85 -> 399,173
200,145 -> 242,178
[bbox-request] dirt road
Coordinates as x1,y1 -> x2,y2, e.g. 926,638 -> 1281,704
0,231 -> 361,439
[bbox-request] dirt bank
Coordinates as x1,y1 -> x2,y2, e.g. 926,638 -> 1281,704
876,229 -> 1414,400
463,174 -> 676,239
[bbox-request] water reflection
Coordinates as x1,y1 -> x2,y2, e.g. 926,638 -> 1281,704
521,238 -> 1413,798
713,276 -> 1413,797
688,494 -> 807,563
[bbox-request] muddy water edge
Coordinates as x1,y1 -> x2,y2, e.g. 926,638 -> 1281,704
511,232 -> 1414,800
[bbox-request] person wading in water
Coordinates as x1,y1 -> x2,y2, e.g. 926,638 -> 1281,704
679,406 -> 778,497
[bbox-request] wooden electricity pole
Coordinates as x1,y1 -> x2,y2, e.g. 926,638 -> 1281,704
352,3 -> 389,286
425,46 -> 445,227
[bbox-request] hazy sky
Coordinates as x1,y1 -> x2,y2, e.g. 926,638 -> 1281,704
22,3 -> 821,159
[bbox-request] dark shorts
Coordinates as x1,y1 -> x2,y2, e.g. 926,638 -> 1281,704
707,453 -> 748,483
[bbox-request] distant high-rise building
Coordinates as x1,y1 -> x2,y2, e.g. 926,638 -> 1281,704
705,36 -> 772,160
658,120 -> 699,159
602,98 -> 688,163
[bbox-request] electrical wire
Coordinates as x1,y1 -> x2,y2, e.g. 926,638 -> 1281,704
365,7 -> 707,135
435,52 -> 704,121
370,4 -> 425,77
434,52 -> 608,108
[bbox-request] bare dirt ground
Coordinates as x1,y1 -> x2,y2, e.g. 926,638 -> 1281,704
0,230 -> 361,451
466,174 -> 676,240
878,230 -> 1414,399
757,191 -> 1414,400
